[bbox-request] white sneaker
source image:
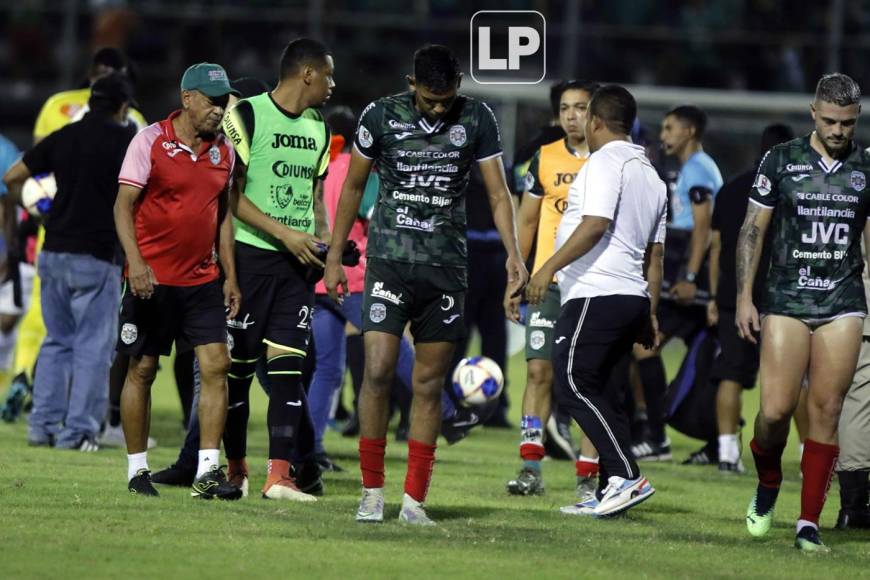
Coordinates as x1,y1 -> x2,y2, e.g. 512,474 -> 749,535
593,475 -> 655,518
560,496 -> 599,516
356,487 -> 385,523
98,424 -> 157,450
398,493 -> 435,526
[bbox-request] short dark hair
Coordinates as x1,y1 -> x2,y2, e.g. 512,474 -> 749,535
413,45 -> 460,94
279,38 -> 331,79
550,80 -> 600,117
815,73 -> 861,106
588,85 -> 636,135
91,47 -> 126,71
326,106 -> 356,145
759,123 -> 794,155
666,105 -> 707,139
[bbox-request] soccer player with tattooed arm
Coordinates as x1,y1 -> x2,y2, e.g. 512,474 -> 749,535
324,44 -> 527,525
738,73 -> 870,552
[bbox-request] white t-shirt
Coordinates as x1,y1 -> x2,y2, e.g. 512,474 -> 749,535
555,140 -> 667,304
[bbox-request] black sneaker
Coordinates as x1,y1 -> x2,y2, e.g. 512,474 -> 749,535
718,460 -> 746,474
631,438 -> 672,462
128,470 -> 159,497
191,466 -> 243,500
341,413 -> 360,438
294,461 -> 324,496
543,415 -> 576,460
315,452 -> 344,473
152,463 -> 196,487
441,408 -> 480,445
836,509 -> 870,530
682,443 -> 718,466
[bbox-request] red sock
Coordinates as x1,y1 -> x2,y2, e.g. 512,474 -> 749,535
576,459 -> 599,478
359,437 -> 387,489
750,438 -> 785,489
520,442 -> 545,462
799,438 -> 839,526
404,439 -> 437,503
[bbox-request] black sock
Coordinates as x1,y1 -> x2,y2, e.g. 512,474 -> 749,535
108,353 -> 129,427
174,350 -> 195,428
266,352 -> 306,460
224,366 -> 254,459
755,483 -> 780,516
636,357 -> 667,442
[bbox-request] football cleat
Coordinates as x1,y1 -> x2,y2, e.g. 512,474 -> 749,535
128,469 -> 159,497
795,526 -> 830,553
593,475 -> 655,517
398,493 -> 435,526
745,491 -> 776,537
294,461 -> 324,497
506,467 -> 545,496
152,463 -> 196,487
192,467 -> 243,501
576,475 -> 598,501
631,438 -> 672,462
440,408 -> 480,445
718,460 -> 746,474
262,475 -> 317,502
682,443 -> 717,466
356,487 -> 385,523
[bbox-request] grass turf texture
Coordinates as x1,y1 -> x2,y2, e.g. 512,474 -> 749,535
1,342 -> 869,579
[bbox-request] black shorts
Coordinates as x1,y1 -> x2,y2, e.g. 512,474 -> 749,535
228,243 -> 315,361
361,258 -> 466,343
658,299 -> 707,342
714,308 -> 759,389
118,278 -> 227,358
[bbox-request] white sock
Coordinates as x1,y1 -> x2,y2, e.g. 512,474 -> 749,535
127,452 -> 148,481
196,449 -> 220,479
797,519 -> 817,533
718,434 -> 740,463
578,455 -> 599,464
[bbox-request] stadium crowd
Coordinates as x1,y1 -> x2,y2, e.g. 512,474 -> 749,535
2,37 -> 870,552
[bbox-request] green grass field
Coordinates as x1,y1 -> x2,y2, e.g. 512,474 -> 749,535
1,342 -> 868,579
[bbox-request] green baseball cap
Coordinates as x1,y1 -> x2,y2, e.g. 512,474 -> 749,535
180,63 -> 240,97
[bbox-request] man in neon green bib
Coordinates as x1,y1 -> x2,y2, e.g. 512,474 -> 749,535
220,38 -> 333,501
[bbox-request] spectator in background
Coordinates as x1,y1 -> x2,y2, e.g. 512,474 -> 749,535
2,73 -> 138,450
707,123 -> 794,472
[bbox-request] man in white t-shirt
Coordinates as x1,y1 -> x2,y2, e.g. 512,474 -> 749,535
524,85 -> 668,519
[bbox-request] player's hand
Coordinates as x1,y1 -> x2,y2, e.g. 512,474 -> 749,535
223,278 -> 241,319
281,229 -> 326,268
128,258 -> 158,299
736,298 -> 760,344
524,268 -> 550,305
672,280 -> 697,306
324,258 -> 348,304
636,314 -> 661,350
706,300 -> 719,327
504,286 -> 522,322
505,254 -> 529,301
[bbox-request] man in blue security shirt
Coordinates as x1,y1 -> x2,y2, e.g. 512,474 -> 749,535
632,105 -> 723,462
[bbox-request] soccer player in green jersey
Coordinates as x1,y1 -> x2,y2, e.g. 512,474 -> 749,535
220,38 -> 333,502
324,45 -> 527,525
737,73 -> 870,552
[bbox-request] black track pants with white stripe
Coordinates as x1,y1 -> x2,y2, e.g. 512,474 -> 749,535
552,295 -> 650,481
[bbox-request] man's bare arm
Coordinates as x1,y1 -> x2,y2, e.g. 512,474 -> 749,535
516,193 -> 542,263
735,202 -> 772,302
686,199 -> 713,276
313,178 -> 330,242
